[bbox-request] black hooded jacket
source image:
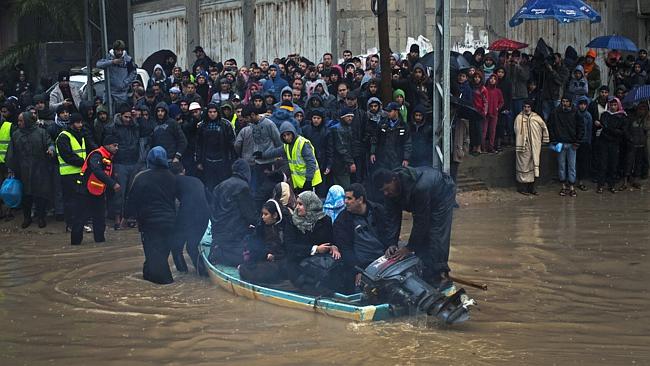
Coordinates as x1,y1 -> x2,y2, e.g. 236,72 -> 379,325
125,149 -> 177,232
151,102 -> 188,159
211,160 -> 257,248
384,166 -> 456,249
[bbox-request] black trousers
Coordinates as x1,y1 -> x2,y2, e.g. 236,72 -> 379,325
201,159 -> 231,192
71,194 -> 106,245
598,141 -> 619,187
172,221 -> 209,272
141,229 -> 174,285
22,195 -> 47,221
576,143 -> 592,181
60,174 -> 81,226
412,196 -> 455,281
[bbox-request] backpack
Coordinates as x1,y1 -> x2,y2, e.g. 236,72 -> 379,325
295,254 -> 345,295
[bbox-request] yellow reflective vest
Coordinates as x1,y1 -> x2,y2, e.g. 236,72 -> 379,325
0,121 -> 11,164
56,131 -> 86,175
283,135 -> 322,189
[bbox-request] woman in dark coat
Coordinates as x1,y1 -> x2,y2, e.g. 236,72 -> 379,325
6,111 -> 54,228
238,199 -> 289,284
284,191 -> 339,286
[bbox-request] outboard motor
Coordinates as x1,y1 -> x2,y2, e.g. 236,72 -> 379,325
359,254 -> 476,325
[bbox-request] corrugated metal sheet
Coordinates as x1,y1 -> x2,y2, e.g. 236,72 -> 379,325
133,7 -> 188,69
504,0 -> 609,82
200,1 -> 244,64
255,0 -> 331,63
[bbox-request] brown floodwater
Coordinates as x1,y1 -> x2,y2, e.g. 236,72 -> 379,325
1,189 -> 649,365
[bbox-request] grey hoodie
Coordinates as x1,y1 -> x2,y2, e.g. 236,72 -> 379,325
263,121 -> 318,184
234,114 -> 283,165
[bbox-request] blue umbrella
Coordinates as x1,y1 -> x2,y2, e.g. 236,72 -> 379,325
622,85 -> 650,105
509,0 -> 601,27
586,35 -> 638,52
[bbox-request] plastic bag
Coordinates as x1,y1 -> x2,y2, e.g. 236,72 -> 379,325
0,177 -> 23,208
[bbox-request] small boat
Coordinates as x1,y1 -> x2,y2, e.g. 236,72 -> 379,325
199,235 -> 394,322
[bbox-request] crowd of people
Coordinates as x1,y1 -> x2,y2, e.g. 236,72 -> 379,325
0,38 -> 648,291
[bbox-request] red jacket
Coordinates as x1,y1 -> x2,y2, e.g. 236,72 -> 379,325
486,84 -> 504,117
472,85 -> 488,117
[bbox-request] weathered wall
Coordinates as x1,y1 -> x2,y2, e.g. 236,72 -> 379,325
131,0 -> 648,70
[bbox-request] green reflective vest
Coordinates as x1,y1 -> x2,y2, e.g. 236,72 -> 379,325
283,135 -> 322,189
0,121 -> 11,164
56,131 -> 86,175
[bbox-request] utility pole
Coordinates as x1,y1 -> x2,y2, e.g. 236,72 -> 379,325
432,0 -> 451,173
99,0 -> 112,116
373,0 -> 392,104
84,0 -> 93,100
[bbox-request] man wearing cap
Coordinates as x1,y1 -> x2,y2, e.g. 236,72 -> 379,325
72,135 -> 120,245
33,94 -> 55,125
514,100 -> 549,195
369,102 -> 411,171
96,40 -> 138,113
581,49 -> 602,99
167,86 -> 182,106
49,70 -> 82,112
106,104 -> 140,229
330,108 -> 357,188
55,113 -> 90,227
192,46 -> 214,76
180,101 -> 202,176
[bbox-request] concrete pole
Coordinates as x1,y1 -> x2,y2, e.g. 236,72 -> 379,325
99,0 -> 112,116
376,0 -> 392,105
242,0 -> 256,66
406,0 -> 426,39
84,0 -> 93,100
329,0 -> 338,59
186,0 -> 200,71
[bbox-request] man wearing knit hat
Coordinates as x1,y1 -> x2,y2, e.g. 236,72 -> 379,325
330,107 -> 357,187
49,70 -> 82,112
581,49 -> 602,98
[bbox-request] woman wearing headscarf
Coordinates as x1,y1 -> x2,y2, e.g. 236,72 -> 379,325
323,185 -> 345,222
284,191 -> 338,287
273,181 -> 297,213
6,111 -> 54,228
239,199 -> 288,284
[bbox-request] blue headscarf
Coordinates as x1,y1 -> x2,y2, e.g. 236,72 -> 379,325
323,185 -> 346,222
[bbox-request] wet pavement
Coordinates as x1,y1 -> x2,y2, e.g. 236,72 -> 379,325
1,187 -> 649,365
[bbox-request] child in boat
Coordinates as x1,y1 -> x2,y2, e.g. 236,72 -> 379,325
238,199 -> 289,284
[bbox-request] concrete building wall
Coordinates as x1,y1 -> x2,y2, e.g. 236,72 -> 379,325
131,0 -> 648,69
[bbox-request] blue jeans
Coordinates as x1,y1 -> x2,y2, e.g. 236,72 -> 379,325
543,99 -> 560,121
557,144 -> 577,184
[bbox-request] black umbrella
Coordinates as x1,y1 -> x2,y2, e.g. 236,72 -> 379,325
419,51 -> 472,71
450,95 -> 483,121
142,50 -> 177,78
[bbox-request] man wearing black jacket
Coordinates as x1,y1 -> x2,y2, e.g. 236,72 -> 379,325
334,184 -> 389,292
152,101 -> 188,165
208,159 -> 257,266
374,166 -> 457,292
547,97 -> 585,197
126,146 -> 177,285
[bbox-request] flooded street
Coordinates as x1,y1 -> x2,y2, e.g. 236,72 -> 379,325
1,189 -> 649,365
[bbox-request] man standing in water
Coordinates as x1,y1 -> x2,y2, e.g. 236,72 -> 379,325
126,146 -> 177,284
373,166 -> 457,292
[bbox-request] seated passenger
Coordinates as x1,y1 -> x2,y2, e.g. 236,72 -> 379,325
209,159 -> 257,266
334,183 -> 390,292
284,191 -> 340,292
323,185 -> 345,222
239,199 -> 288,284
273,181 -> 297,213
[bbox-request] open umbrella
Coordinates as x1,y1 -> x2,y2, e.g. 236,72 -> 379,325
622,85 -> 650,105
142,50 -> 177,77
419,51 -> 472,71
488,38 -> 529,52
586,35 -> 638,52
509,0 -> 601,27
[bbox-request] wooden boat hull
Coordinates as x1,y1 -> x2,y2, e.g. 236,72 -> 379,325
199,243 -> 394,322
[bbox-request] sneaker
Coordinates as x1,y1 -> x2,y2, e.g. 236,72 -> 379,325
84,225 -> 93,233
21,219 -> 32,229
37,218 -> 47,228
559,188 -> 568,196
569,189 -> 577,197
